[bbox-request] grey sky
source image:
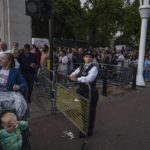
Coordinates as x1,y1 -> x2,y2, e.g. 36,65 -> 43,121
80,0 -> 135,5
80,0 -> 86,6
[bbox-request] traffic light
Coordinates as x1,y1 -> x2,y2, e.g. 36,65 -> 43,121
25,0 -> 39,16
25,0 -> 51,18
39,0 -> 51,17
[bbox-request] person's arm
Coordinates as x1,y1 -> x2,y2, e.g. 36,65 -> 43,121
77,66 -> 98,83
0,130 -> 4,138
69,67 -> 80,81
70,68 -> 80,76
15,69 -> 27,95
19,121 -> 28,131
29,54 -> 37,68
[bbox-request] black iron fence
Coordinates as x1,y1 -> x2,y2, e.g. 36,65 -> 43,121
55,63 -> 137,97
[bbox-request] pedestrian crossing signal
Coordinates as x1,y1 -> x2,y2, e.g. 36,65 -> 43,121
25,0 -> 51,18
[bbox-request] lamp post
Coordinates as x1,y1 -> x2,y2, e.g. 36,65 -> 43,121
136,0 -> 150,86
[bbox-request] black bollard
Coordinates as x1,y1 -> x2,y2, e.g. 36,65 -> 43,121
132,67 -> 137,90
102,68 -> 108,96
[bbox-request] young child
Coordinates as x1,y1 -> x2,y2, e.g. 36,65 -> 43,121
0,112 -> 28,150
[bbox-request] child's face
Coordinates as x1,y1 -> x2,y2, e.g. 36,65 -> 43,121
3,118 -> 18,132
83,55 -> 93,64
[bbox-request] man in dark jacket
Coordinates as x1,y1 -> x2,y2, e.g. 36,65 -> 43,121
18,44 -> 37,103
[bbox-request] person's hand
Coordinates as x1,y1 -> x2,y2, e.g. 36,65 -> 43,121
11,121 -> 19,129
13,84 -> 20,91
30,63 -> 36,68
69,75 -> 77,81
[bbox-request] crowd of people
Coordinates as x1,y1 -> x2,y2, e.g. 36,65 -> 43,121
1,40 -> 150,149
55,46 -> 132,74
54,47 -> 150,81
0,41 -> 49,103
1,40 -> 150,104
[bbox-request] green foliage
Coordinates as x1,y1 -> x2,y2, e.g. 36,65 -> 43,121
120,0 -> 141,47
85,0 -> 124,46
53,0 -> 86,39
33,0 -> 144,47
53,0 -> 125,47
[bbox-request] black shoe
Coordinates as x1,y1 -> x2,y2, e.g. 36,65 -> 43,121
79,131 -> 86,138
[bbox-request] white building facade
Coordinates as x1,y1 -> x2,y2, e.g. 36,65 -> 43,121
0,0 -> 31,48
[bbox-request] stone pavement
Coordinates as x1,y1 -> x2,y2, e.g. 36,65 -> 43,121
28,84 -> 150,150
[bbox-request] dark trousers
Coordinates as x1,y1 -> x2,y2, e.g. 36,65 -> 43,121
23,74 -> 35,103
88,92 -> 98,134
77,88 -> 99,135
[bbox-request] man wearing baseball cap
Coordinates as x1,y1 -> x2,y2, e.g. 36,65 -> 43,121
69,49 -> 99,137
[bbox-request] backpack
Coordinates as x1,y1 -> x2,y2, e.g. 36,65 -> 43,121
111,56 -> 118,65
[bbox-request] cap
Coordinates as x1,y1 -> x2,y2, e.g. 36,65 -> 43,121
83,49 -> 93,57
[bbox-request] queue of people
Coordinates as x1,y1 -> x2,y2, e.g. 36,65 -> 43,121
54,47 -> 130,74
0,41 -> 49,103
0,42 -> 32,150
54,47 -> 150,82
1,40 -> 150,103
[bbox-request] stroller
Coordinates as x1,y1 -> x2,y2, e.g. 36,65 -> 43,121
0,92 -> 31,150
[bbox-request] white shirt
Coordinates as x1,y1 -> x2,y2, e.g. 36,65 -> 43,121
117,54 -> 125,62
58,56 -> 68,71
71,63 -> 98,83
0,69 -> 10,91
15,59 -> 20,69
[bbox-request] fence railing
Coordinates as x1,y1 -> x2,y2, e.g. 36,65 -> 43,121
60,63 -> 136,85
56,82 -> 91,136
38,67 -> 57,114
38,64 -> 138,114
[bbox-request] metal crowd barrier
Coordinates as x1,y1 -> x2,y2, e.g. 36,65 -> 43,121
38,67 -> 56,114
55,73 -> 92,150
58,62 -> 137,97
38,69 -> 92,137
56,81 -> 91,137
38,70 -> 92,149
98,66 -> 134,85
66,62 -> 135,86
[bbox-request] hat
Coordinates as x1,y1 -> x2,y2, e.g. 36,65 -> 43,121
83,49 -> 93,57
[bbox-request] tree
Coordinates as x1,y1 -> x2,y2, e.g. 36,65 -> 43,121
32,0 -> 143,48
120,0 -> 141,47
53,0 -> 86,39
84,0 -> 124,47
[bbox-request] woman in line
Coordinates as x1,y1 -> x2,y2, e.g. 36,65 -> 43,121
0,52 -> 27,96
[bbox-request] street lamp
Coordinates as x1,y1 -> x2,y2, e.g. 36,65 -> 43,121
136,0 -> 150,86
